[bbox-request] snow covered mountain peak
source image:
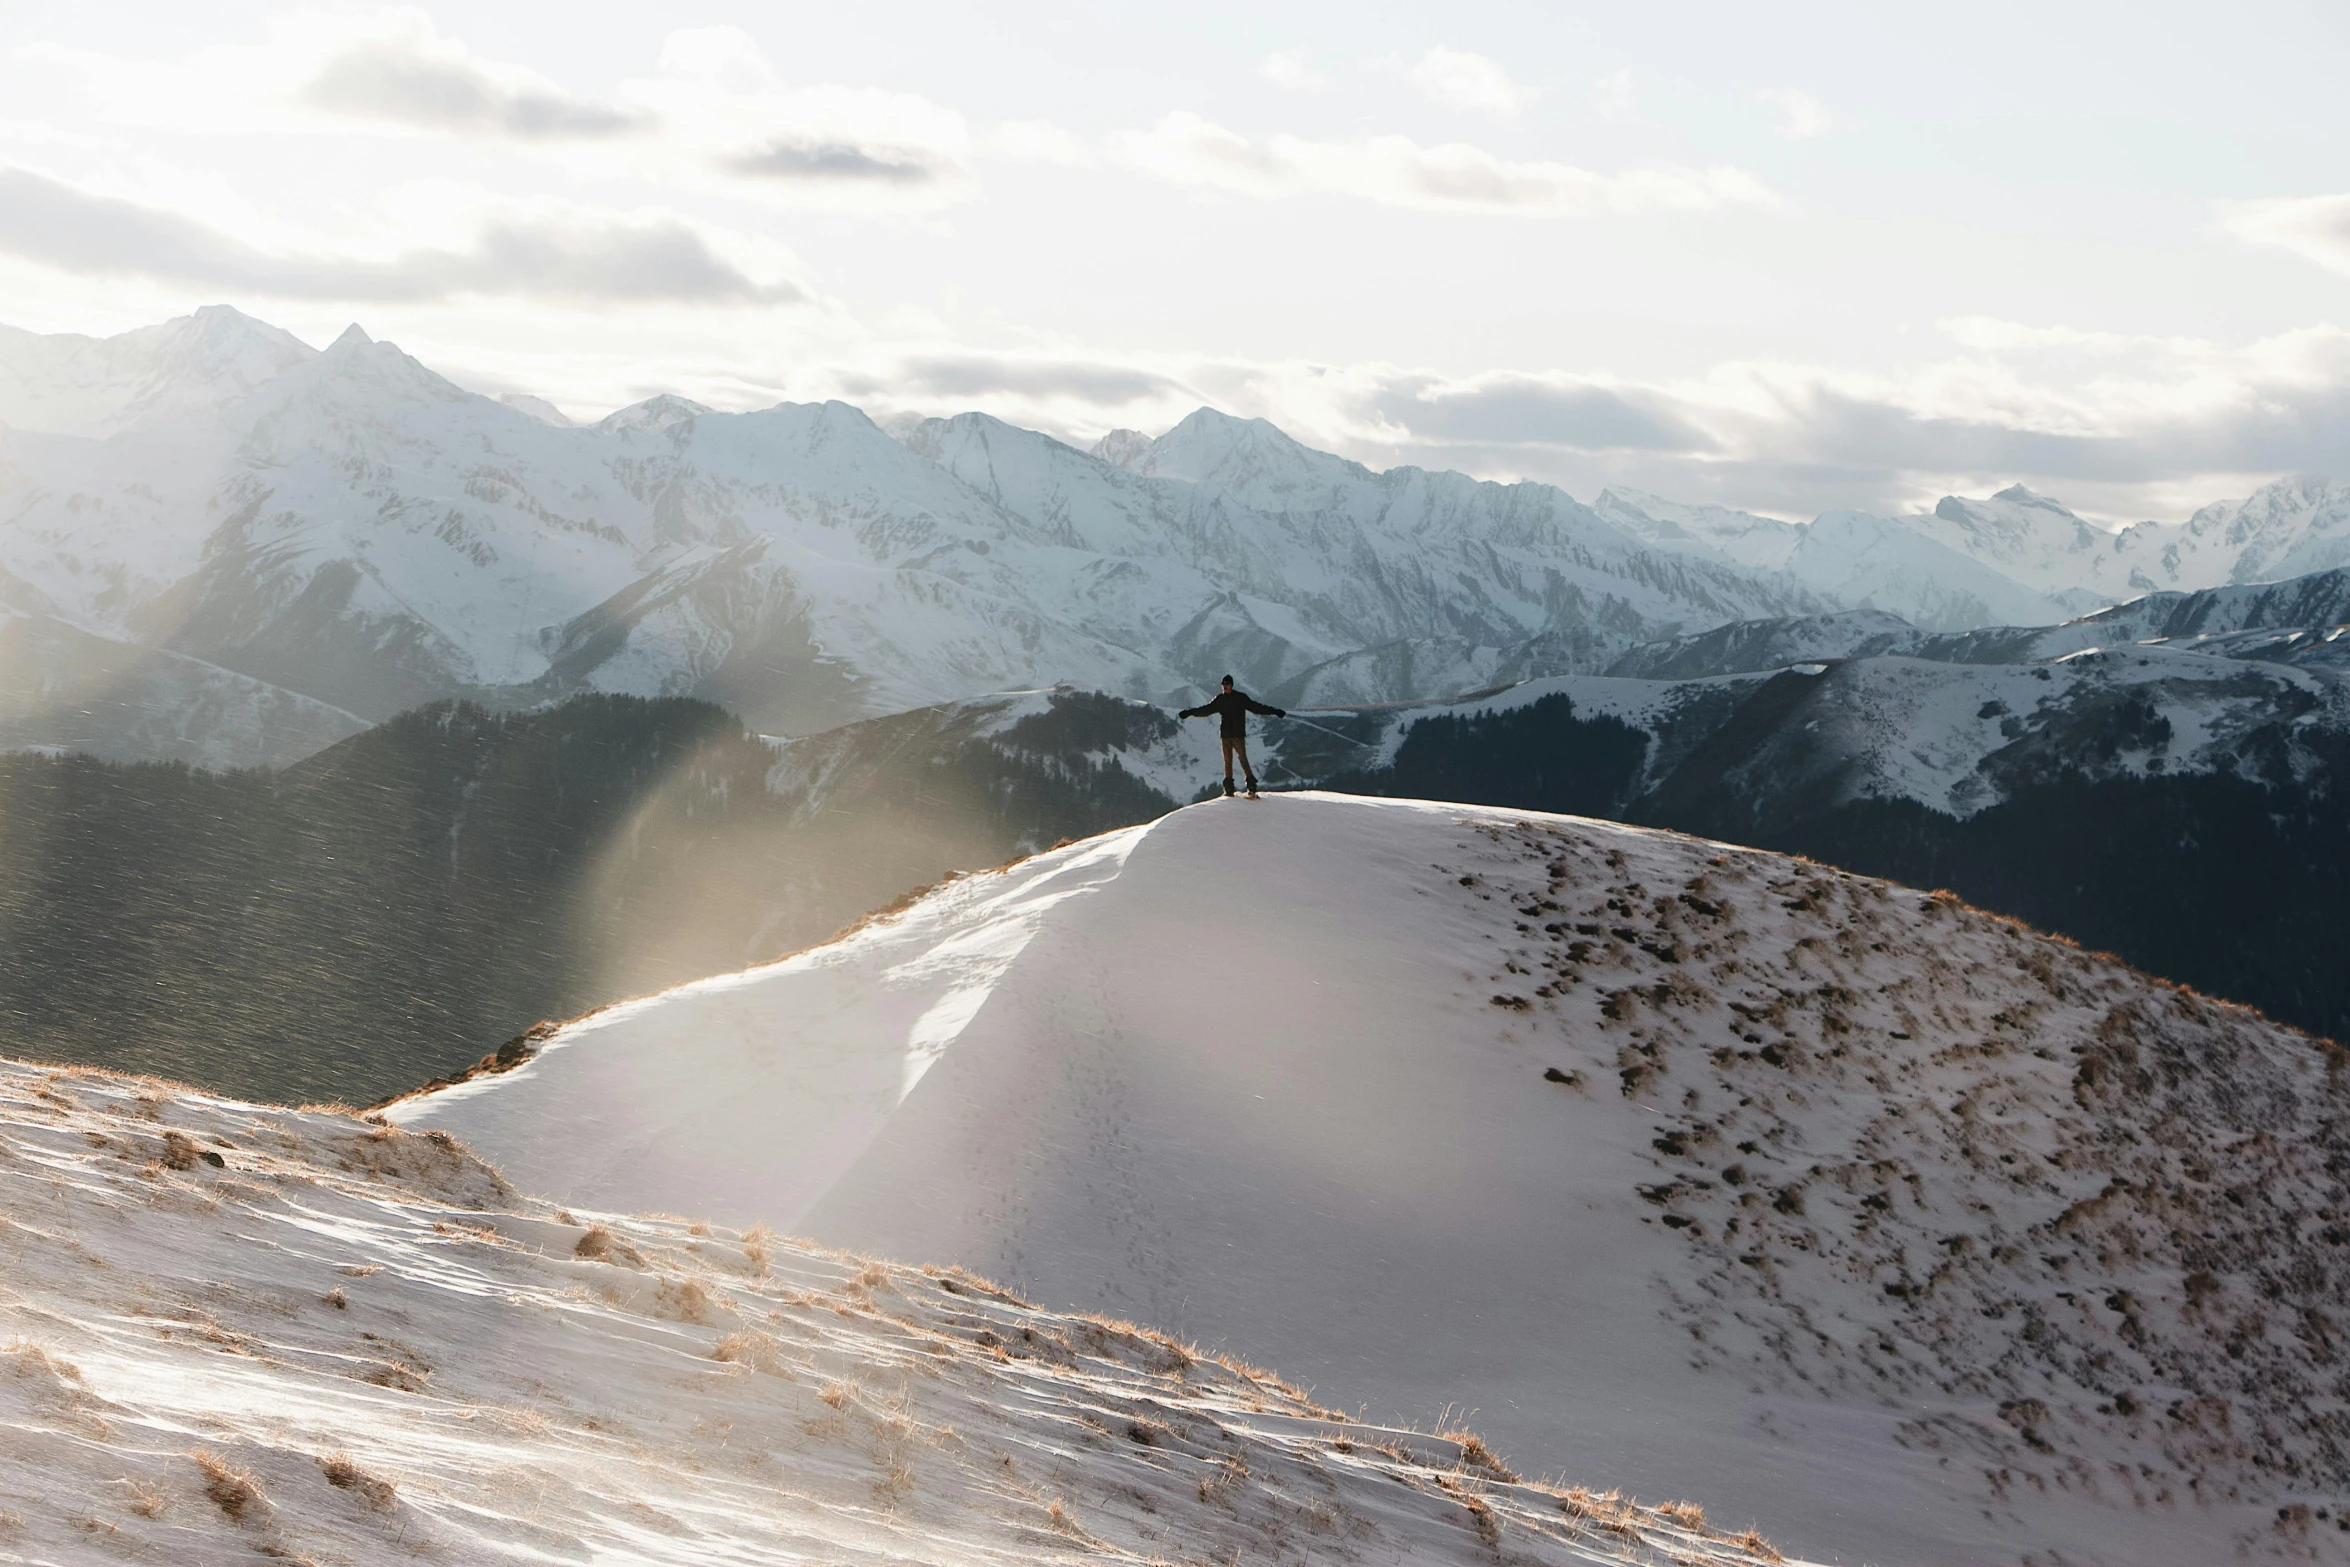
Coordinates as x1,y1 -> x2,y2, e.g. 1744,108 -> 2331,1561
1128,404 -> 1363,494
1090,425 -> 1153,468
597,391 -> 715,434
395,791 -> 2350,1567
2185,473 -> 2350,585
0,304 -> 314,439
1924,483 -> 2112,578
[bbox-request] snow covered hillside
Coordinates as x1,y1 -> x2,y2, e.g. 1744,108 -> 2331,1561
1413,635 -> 2350,821
392,794 -> 2350,1567
0,610 -> 366,769
0,1058 -> 1809,1567
0,308 -> 1815,751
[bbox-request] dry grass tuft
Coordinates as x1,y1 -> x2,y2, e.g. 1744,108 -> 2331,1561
658,1276 -> 716,1324
1438,1424 -> 1520,1482
712,1330 -> 788,1375
1658,1498 -> 1706,1529
1045,1498 -> 1080,1535
1730,1526 -> 1783,1562
119,1479 -> 166,1519
1464,1492 -> 1501,1549
817,1381 -> 851,1410
320,1288 -> 347,1310
193,1450 -> 265,1523
1198,1453 -> 1248,1503
3,1340 -> 84,1388
572,1223 -> 644,1267
318,1452 -> 397,1511
741,1223 -> 774,1273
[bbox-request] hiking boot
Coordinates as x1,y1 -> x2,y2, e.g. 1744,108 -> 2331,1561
1223,778 -> 1236,798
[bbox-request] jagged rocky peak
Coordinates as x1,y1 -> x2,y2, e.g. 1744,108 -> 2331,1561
1131,404 -> 1350,488
596,392 -> 714,435
1091,426 -> 1154,468
1933,483 -> 2100,540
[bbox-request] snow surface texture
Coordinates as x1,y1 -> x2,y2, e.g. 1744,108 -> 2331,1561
0,1059 -> 1808,1567
395,794 -> 2350,1567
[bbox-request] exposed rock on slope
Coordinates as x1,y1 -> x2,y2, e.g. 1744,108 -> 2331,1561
394,794 -> 2350,1566
0,1059 -> 1803,1567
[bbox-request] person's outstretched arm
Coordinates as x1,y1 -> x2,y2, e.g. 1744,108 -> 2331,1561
1245,695 -> 1287,717
1177,704 -> 1203,719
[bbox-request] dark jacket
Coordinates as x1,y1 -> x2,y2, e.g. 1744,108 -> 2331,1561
1180,688 -> 1285,738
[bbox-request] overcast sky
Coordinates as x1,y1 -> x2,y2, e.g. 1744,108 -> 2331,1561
5,0 -> 2350,521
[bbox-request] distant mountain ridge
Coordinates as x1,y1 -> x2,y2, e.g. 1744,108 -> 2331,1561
10,305 -> 2350,771
0,307 -> 1816,755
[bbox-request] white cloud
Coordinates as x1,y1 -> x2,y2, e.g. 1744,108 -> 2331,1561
2224,192 -> 2350,277
1759,88 -> 1833,140
1121,113 -> 1778,216
1593,68 -> 1635,121
0,165 -> 806,304
31,10 -> 975,213
1406,47 -> 1533,119
621,29 -> 973,208
806,320 -> 2350,526
290,13 -> 643,139
1259,52 -> 1326,92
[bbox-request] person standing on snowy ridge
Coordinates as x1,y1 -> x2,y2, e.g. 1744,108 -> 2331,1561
1179,674 -> 1285,798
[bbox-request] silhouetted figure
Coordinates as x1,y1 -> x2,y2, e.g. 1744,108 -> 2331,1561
1180,675 -> 1285,798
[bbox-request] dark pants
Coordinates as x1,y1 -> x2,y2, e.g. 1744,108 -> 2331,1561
1220,736 -> 1255,786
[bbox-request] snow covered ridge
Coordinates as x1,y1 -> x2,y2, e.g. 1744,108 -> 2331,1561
0,1060 -> 1805,1567
392,794 -> 2350,1566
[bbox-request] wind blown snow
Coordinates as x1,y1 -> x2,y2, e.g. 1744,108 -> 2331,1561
0,1059 -> 1804,1564
399,793 -> 2350,1567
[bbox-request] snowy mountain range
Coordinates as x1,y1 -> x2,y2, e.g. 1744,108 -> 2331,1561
1596,479 -> 2350,630
0,306 -> 1814,759
9,305 -> 2350,771
391,794 -> 2350,1567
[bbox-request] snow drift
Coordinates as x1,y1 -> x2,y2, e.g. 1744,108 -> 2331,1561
0,1058 -> 1806,1566
395,792 -> 2350,1566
